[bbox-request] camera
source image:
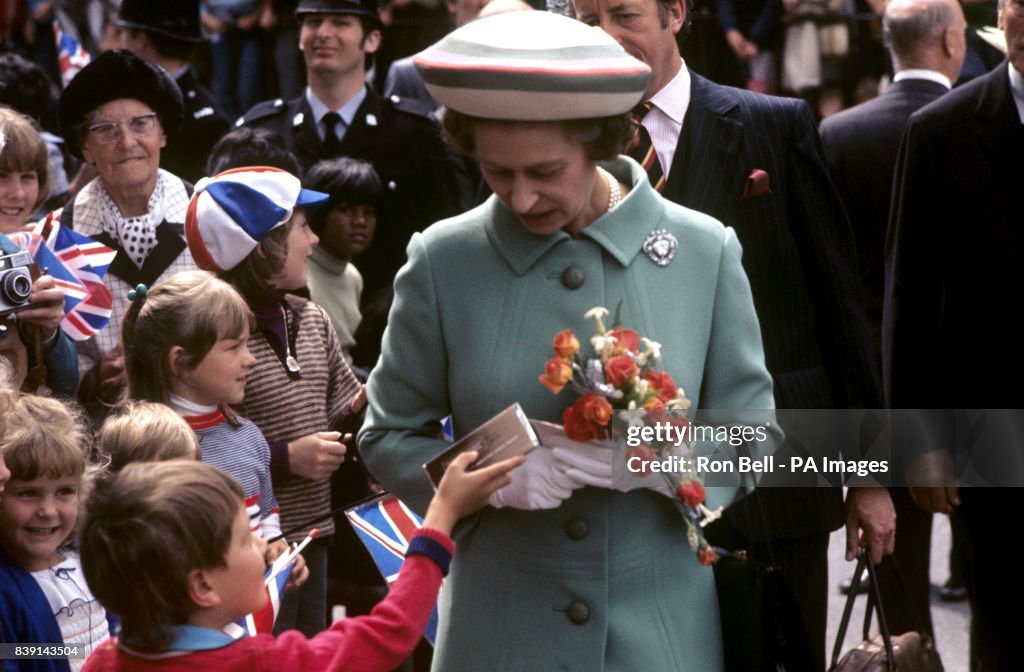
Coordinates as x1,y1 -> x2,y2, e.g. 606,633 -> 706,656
0,250 -> 36,317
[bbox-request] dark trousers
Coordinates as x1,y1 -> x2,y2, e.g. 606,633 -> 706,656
874,487 -> 934,638
960,488 -> 1020,671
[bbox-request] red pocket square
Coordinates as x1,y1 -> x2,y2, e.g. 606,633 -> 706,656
742,169 -> 771,198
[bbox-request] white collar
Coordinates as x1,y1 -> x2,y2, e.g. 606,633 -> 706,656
893,69 -> 952,90
648,60 -> 691,122
1009,63 -> 1024,125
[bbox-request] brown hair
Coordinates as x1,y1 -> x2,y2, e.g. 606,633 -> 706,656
81,460 -> 243,651
99,401 -> 201,472
441,110 -> 632,162
122,270 -> 254,405
219,220 -> 293,298
0,106 -> 51,214
1,394 -> 89,481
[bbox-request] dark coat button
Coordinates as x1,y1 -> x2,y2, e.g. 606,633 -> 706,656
561,266 -> 585,289
567,601 -> 590,624
565,517 -> 588,540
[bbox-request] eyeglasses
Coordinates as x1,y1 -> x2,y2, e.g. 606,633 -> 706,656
86,113 -> 159,144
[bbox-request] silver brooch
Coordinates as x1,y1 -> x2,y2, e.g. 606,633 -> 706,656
292,112 -> 304,127
642,229 -> 678,267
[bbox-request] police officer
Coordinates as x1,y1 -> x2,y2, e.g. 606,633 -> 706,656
240,0 -> 460,304
116,0 -> 232,183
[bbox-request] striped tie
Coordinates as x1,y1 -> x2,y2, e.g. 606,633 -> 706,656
629,102 -> 665,193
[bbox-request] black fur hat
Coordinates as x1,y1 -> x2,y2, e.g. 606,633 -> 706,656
57,49 -> 184,160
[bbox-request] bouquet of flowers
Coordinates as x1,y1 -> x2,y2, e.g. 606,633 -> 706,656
538,307 -> 720,565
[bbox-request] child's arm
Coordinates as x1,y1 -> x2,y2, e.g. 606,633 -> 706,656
260,452 -> 523,672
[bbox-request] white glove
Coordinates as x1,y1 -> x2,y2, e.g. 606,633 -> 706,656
488,446 -> 581,510
552,443 -> 674,497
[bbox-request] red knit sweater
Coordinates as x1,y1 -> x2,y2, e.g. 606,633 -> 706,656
82,529 -> 452,672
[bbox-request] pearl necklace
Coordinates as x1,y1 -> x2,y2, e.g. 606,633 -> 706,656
598,167 -> 622,212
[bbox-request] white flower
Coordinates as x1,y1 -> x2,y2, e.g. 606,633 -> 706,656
641,337 -> 662,360
591,334 -> 614,356
584,306 -> 609,321
609,388 -> 624,400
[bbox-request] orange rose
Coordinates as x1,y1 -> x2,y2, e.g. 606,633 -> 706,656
643,396 -> 667,422
539,356 -> 573,394
580,392 -> 612,427
552,329 -> 580,358
564,400 -> 602,441
676,480 -> 706,507
604,354 -> 638,387
609,327 -> 641,354
644,369 -> 678,403
625,444 -> 658,474
698,545 -> 717,566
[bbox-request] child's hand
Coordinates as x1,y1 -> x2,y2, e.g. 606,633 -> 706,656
422,451 -> 526,535
289,431 -> 346,481
266,538 -> 289,563
285,552 -> 309,591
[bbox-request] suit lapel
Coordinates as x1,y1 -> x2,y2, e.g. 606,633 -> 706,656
668,73 -> 745,217
337,87 -> 382,157
290,98 -> 323,167
972,64 -> 1024,183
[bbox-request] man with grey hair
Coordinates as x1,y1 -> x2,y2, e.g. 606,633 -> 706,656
885,0 -> 1024,666
819,0 -> 967,641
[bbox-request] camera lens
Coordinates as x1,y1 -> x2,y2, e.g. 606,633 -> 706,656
1,270 -> 32,305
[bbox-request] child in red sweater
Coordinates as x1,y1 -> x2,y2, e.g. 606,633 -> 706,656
78,452 -> 522,672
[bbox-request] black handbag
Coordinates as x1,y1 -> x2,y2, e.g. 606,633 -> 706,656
714,459 -> 816,672
829,552 -> 943,672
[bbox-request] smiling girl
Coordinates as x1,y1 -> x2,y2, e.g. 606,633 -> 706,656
0,394 -> 114,672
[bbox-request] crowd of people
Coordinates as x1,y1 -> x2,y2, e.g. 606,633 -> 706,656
0,0 -> 1021,670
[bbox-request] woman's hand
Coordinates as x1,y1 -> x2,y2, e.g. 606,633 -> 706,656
16,275 -> 64,340
289,431 -> 347,481
487,446 -> 580,510
423,451 -> 525,534
552,443 -> 674,497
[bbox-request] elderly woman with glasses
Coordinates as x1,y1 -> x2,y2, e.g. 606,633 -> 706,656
359,11 -> 778,671
54,49 -> 198,412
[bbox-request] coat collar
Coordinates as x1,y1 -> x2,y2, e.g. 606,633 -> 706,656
484,157 -> 666,276
667,71 -> 744,210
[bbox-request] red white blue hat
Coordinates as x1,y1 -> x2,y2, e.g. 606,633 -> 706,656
185,166 -> 328,273
413,10 -> 650,121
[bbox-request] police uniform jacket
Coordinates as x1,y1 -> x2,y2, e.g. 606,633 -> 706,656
161,66 -> 231,183
359,157 -> 778,671
241,86 -> 460,299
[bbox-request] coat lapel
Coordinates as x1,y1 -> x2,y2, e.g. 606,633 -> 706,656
91,221 -> 186,288
290,98 -> 323,167
972,64 -> 1024,186
337,87 -> 383,157
667,73 -> 745,217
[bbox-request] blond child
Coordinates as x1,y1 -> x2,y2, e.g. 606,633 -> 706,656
120,271 -> 284,551
98,401 -> 201,472
79,452 -> 521,671
0,395 -> 114,672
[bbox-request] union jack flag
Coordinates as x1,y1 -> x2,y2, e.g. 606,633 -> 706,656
345,494 -> 441,645
10,216 -> 115,341
223,556 -> 294,638
53,20 -> 91,88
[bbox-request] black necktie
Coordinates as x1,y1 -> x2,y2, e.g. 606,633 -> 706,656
629,102 -> 665,193
322,112 -> 341,156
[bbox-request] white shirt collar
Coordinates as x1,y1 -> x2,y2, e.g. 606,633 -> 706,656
305,86 -> 368,128
648,60 -> 691,123
1009,63 -> 1024,125
893,69 -> 952,90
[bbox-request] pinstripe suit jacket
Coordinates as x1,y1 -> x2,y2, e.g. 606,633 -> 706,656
665,72 -> 881,538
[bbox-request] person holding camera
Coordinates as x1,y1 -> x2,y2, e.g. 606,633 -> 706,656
0,107 -> 78,397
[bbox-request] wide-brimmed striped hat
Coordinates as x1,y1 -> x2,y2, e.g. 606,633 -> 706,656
185,167 -> 328,273
413,10 -> 650,121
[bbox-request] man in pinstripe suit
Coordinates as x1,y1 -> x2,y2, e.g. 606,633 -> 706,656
574,0 -> 894,668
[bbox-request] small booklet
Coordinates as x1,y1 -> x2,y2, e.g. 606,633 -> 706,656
423,403 -> 540,488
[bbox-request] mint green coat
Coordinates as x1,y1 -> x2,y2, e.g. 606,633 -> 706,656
359,157 -> 776,671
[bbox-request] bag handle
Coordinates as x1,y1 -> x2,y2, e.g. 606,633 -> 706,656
860,556 -> 935,646
829,550 -> 896,670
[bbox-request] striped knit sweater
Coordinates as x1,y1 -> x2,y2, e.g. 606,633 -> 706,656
179,406 -> 282,540
236,295 -> 361,542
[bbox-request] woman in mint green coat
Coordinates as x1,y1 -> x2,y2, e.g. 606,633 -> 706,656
358,11 -> 777,671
